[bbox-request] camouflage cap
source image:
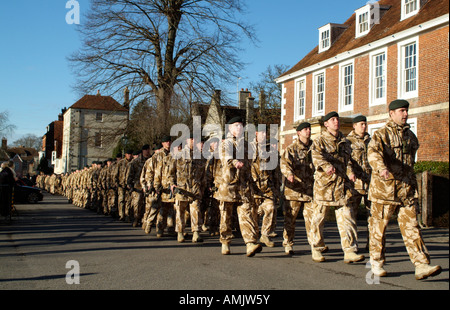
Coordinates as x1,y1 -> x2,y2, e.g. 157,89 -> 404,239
296,122 -> 311,131
352,115 -> 367,123
323,111 -> 339,122
389,99 -> 409,110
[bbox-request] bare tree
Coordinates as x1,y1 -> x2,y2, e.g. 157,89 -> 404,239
0,111 -> 16,138
12,134 -> 41,150
69,0 -> 257,135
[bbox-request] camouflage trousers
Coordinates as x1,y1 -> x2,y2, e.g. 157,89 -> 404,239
107,189 -> 117,214
283,200 -> 314,248
255,198 -> 276,237
145,198 -> 175,233
219,201 -> 259,245
130,191 -> 144,222
175,200 -> 202,233
310,204 -> 359,253
369,202 -> 430,268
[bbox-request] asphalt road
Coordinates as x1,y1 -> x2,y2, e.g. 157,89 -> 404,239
0,192 -> 448,295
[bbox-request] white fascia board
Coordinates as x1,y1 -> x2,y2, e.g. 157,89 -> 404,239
275,14 -> 449,85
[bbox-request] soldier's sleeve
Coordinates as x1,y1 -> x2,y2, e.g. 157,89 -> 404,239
311,137 -> 334,173
140,159 -> 149,189
367,131 -> 388,174
280,146 -> 294,178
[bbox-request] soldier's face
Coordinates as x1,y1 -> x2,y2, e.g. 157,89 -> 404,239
162,141 -> 171,150
297,127 -> 311,140
353,121 -> 367,136
390,108 -> 409,126
256,131 -> 266,143
229,122 -> 244,138
325,117 -> 340,132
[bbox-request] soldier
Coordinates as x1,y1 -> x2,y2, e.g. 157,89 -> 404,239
346,115 -> 372,248
170,135 -> 207,243
250,126 -> 280,248
367,99 -> 441,280
117,150 -> 133,221
127,145 -> 151,227
280,122 -> 316,255
204,136 -> 221,236
217,116 -> 262,257
145,136 -> 176,237
310,111 -> 364,263
141,146 -> 159,232
107,156 -> 120,217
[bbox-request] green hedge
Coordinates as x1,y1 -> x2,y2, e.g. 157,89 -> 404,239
414,161 -> 449,176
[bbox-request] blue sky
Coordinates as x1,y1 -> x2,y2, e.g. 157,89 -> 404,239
0,0 -> 367,144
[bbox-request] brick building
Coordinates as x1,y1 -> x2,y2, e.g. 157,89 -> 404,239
276,0 -> 449,162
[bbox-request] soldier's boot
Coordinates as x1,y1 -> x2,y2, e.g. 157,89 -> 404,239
221,243 -> 230,255
144,222 -> 152,234
132,218 -> 139,227
371,265 -> 387,277
246,243 -> 262,257
156,229 -> 164,238
415,264 -> 442,280
311,248 -> 325,262
260,235 -> 275,247
192,231 -> 203,243
177,232 -> 185,243
142,221 -> 147,231
319,246 -> 329,253
343,252 -> 365,264
284,245 -> 294,255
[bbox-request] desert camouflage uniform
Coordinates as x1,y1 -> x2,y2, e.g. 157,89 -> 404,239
145,148 -> 175,235
280,138 -> 315,250
367,120 -> 430,268
90,164 -> 101,211
117,157 -> 132,220
311,130 -> 359,254
107,160 -> 119,216
204,148 -> 222,235
170,145 -> 207,238
140,154 -> 158,231
250,139 -> 280,242
216,132 -> 259,246
98,163 -> 110,214
127,153 -> 148,226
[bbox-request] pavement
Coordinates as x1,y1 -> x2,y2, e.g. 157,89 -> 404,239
0,192 -> 448,294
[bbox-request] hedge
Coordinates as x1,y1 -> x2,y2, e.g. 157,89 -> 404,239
414,161 -> 449,176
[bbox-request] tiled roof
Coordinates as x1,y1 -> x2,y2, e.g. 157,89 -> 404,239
68,94 -> 128,112
279,0 -> 449,79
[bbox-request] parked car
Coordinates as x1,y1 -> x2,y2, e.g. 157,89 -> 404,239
13,179 -> 43,204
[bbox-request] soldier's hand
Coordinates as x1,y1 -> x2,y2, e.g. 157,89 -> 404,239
326,166 -> 336,175
349,173 -> 356,182
287,175 -> 294,183
234,161 -> 244,169
380,169 -> 390,180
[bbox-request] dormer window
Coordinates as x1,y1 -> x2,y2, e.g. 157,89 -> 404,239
319,25 -> 331,53
401,0 -> 420,20
355,5 -> 371,38
318,23 -> 348,53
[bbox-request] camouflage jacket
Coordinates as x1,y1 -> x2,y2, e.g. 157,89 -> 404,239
311,130 -> 354,206
117,158 -> 132,188
205,149 -> 223,200
216,133 -> 255,203
141,154 -> 158,191
250,140 -> 281,200
107,162 -> 119,189
280,138 -> 314,201
99,166 -> 109,190
367,120 -> 419,205
127,154 -> 148,191
153,148 -> 175,202
170,145 -> 207,202
346,130 -> 371,195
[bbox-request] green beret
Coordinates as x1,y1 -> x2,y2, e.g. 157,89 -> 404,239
353,115 -> 367,123
323,111 -> 339,122
133,150 -> 141,156
141,144 -> 150,151
125,149 -> 133,154
296,122 -> 311,131
389,99 -> 409,110
161,135 -> 171,143
227,116 -> 243,124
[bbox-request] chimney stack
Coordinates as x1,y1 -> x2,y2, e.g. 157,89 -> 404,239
1,137 -> 6,150
124,87 -> 130,110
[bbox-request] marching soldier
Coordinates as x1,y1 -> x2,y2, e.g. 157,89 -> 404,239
117,150 -> 133,221
346,115 -> 372,248
127,145 -> 151,227
250,126 -> 280,248
310,111 -> 364,263
367,99 -> 441,280
204,136 -> 222,236
141,146 -> 159,232
280,122 -> 316,255
170,135 -> 207,243
107,156 -> 120,217
217,116 -> 262,257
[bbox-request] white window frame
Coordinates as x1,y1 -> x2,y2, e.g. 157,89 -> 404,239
369,47 -> 387,107
355,5 -> 371,38
318,24 -> 331,53
312,70 -> 326,117
401,0 -> 420,21
339,59 -> 355,112
398,36 -> 419,100
294,77 -> 306,122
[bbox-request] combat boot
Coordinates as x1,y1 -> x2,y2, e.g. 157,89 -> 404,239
222,243 -> 230,255
260,235 -> 275,247
156,229 -> 164,238
144,222 -> 151,234
415,264 -> 442,280
311,248 -> 325,262
246,243 -> 262,257
371,265 -> 387,277
343,252 -> 365,264
177,232 -> 185,243
285,245 -> 294,255
192,231 -> 203,243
